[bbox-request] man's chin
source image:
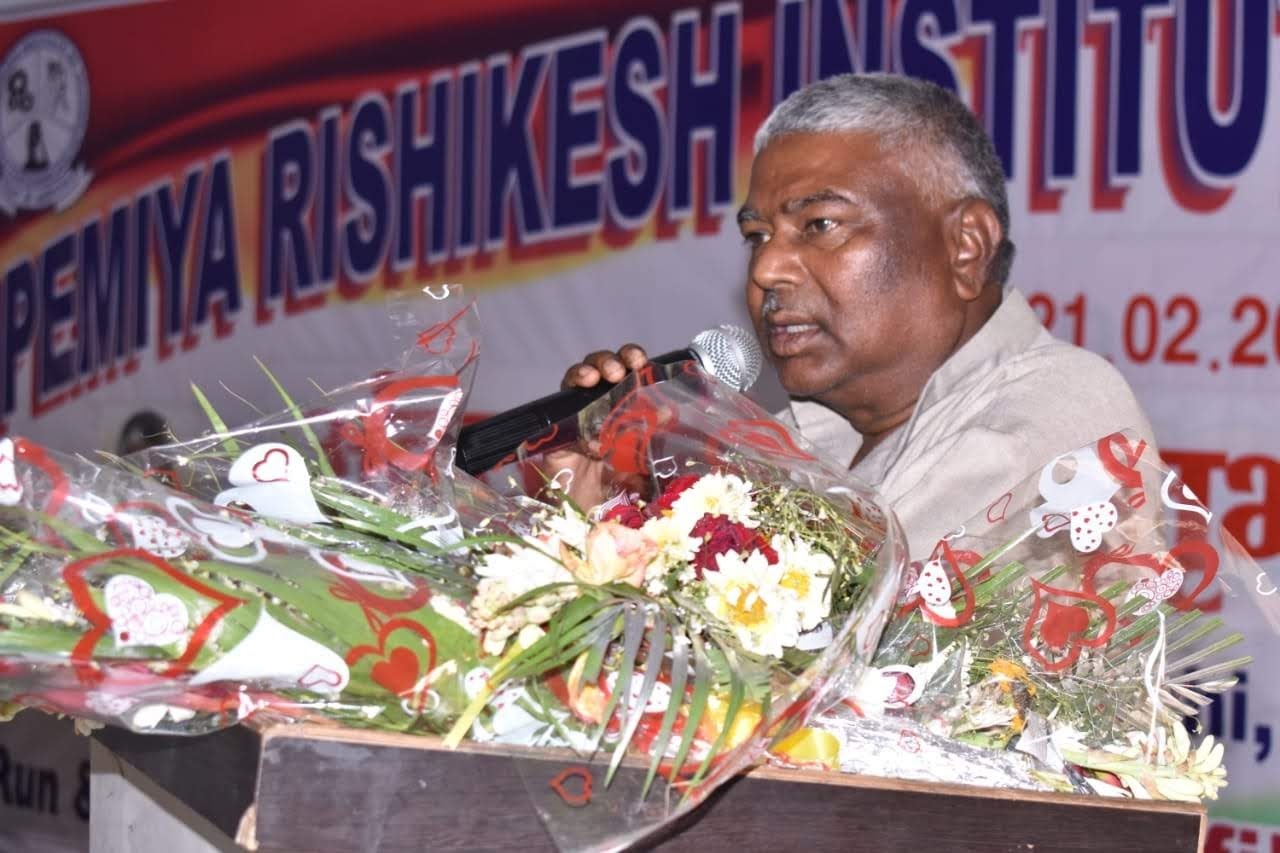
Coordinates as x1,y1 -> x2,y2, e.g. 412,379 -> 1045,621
777,372 -> 836,403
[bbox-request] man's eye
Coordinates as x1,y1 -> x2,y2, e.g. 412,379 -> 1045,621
805,217 -> 838,234
742,231 -> 770,248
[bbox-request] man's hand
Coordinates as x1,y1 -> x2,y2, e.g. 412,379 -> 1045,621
560,344 -> 650,390
546,344 -> 651,511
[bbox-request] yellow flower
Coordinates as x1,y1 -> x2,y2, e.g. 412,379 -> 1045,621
771,534 -> 833,631
989,658 -> 1027,681
565,653 -> 609,724
704,550 -> 799,658
989,657 -> 1037,696
697,693 -> 763,750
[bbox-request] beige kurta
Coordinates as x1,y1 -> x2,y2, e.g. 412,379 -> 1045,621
777,289 -> 1157,564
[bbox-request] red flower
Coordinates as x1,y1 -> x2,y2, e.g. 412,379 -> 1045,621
690,514 -> 777,577
651,474 -> 700,515
602,503 -> 645,529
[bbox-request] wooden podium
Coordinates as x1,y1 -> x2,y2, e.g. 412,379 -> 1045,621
91,723 -> 1206,852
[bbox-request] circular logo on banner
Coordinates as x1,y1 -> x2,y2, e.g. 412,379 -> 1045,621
0,29 -> 92,215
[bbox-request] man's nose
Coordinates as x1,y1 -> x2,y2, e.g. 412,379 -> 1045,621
749,234 -> 804,293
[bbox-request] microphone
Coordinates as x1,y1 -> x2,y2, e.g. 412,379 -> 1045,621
455,325 -> 763,475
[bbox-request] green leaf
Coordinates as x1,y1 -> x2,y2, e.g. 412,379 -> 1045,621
668,635 -> 713,792
500,581 -> 585,614
690,643 -> 745,792
579,616 -> 613,686
0,541 -> 35,592
972,561 -> 1026,608
497,605 -> 621,682
592,602 -> 645,751
4,509 -> 106,555
93,451 -> 148,479
190,382 -> 241,455
643,626 -> 689,799
313,483 -> 516,561
255,357 -> 335,478
607,607 -> 666,786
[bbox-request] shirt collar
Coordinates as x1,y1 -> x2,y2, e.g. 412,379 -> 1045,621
786,288 -> 1042,477
916,287 -> 1042,411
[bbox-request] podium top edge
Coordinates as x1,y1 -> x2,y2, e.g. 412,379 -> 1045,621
254,722 -> 1207,819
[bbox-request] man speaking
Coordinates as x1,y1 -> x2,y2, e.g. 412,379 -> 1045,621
561,72 -> 1155,560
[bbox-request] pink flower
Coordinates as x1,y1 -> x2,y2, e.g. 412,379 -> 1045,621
565,521 -> 658,587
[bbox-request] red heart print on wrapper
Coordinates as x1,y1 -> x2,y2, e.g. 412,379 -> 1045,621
104,575 -> 190,648
339,376 -> 461,479
216,444 -> 327,525
1125,567 -> 1185,616
371,647 -> 421,696
346,618 -> 437,703
128,516 -> 190,559
250,448 -> 291,483
1031,446 -> 1122,540
1082,540 -> 1219,612
298,665 -> 345,691
1069,500 -> 1119,553
415,303 -> 470,355
898,542 -> 979,628
226,442 -> 309,487
1022,579 -> 1117,673
914,559 -> 955,620
64,549 -> 245,683
189,609 -> 350,696
986,492 -> 1012,524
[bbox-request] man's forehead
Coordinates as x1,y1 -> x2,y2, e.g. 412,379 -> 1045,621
739,133 -> 912,220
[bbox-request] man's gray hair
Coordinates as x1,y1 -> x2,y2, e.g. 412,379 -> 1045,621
755,73 -> 1015,287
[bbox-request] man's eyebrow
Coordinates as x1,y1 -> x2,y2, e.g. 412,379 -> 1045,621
781,188 -> 857,214
737,189 -> 857,225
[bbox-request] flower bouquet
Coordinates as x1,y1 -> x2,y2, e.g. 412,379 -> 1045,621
807,430 -> 1279,803
0,288 -> 904,850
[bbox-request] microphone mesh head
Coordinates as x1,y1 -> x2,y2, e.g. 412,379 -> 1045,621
690,325 -> 763,392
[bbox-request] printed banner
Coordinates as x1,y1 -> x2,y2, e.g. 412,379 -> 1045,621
0,0 -> 1277,840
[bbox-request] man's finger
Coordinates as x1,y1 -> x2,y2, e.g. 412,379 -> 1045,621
584,350 -> 627,383
618,344 -> 649,370
561,363 -> 601,390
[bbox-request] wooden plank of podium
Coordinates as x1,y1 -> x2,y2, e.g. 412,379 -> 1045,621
93,723 -> 1206,852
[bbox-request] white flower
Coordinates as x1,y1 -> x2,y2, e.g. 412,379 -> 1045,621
470,538 -> 575,655
703,549 -> 799,658
543,506 -> 590,553
671,473 -> 758,529
474,542 -> 572,598
641,514 -> 699,578
771,534 -> 833,631
430,596 -> 478,635
1056,724 -> 1228,802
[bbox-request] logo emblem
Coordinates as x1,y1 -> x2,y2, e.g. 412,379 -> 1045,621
0,29 -> 91,214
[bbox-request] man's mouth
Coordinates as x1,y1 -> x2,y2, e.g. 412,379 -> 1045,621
764,317 -> 821,356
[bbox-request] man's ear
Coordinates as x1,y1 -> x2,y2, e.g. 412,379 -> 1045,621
945,199 -> 1002,301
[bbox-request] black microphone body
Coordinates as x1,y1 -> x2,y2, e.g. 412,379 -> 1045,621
454,349 -> 696,476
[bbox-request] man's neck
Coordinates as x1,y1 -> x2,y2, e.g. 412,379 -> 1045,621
840,285 -> 1006,464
